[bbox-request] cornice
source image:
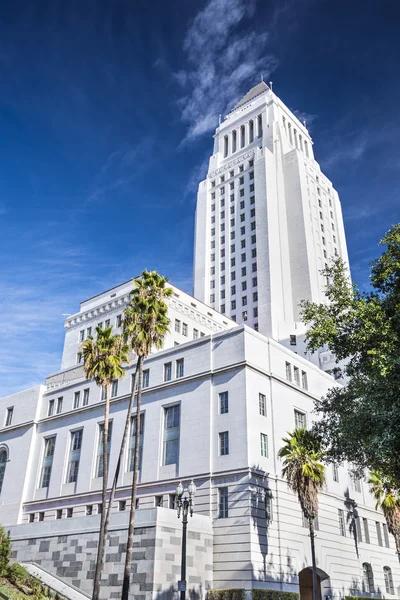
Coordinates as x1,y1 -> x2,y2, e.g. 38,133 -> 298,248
208,149 -> 255,180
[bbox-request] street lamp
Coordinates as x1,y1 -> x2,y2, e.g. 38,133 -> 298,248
175,480 -> 196,600
265,485 -> 273,524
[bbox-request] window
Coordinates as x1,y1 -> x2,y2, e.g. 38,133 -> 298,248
169,494 -> 176,509
293,366 -> 300,385
143,369 -> 150,388
220,392 -> 228,414
96,422 -> 112,478
210,266 -> 215,275
259,393 -> 266,416
240,226 -> 245,236
210,294 -> 215,303
48,399 -> 55,417
332,464 -> 339,482
73,391 -> 80,409
164,362 -> 172,382
384,567 -> 394,595
302,513 -> 319,530
301,371 -> 308,390
242,296 -> 247,306
98,322 -> 103,330
241,281 -> 247,291
382,523 -> 390,547
253,307 -> 258,318
294,410 -> 306,429
105,319 -> 110,328
193,329 -> 198,340
218,487 -> 229,518
338,509 -> 346,536
230,244 -> 235,253
5,407 -> 13,427
176,359 -> 184,378
116,314 -> 122,328
363,518 -> 370,543
97,503 -> 103,515
350,473 -> 361,493
250,208 -> 255,218
231,271 -> 236,280
231,257 -> 235,267
252,277 -> 257,287
83,389 -> 90,406
250,183 -> 254,192
231,300 -> 236,310
376,521 -> 383,546
56,509 -> 63,519
362,563 -> 374,593
251,221 -> 256,231
0,449 -> 7,495
67,507 -> 73,518
29,513 -> 35,523
118,500 -> 126,512
355,515 -> 363,542
219,431 -> 229,455
76,352 -> 82,364
79,330 -> 85,342
260,433 -> 268,457
221,276 -> 225,285
240,213 -> 245,223
251,248 -> 257,258
240,201 -> 245,211
230,218 -> 235,227
87,326 -> 92,337
40,437 -> 56,488
289,334 -> 296,346
224,135 -> 228,157
285,362 -> 292,382
242,311 -> 248,322
66,430 -> 83,483
111,380 -> 118,398
128,413 -> 145,472
163,405 -> 180,465
174,319 -> 181,334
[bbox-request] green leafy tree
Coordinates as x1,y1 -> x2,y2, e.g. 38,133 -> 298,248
300,224 -> 400,489
278,429 -> 326,600
0,525 -> 11,576
121,270 -> 172,600
368,470 -> 400,554
82,326 -> 129,600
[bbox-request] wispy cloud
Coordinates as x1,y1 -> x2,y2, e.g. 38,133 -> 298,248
174,0 -> 278,143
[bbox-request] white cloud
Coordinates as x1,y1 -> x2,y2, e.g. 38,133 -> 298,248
175,0 -> 278,143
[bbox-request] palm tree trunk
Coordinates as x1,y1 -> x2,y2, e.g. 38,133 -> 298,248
309,516 -> 319,600
103,363 -> 139,546
92,384 -> 111,600
122,355 -> 143,600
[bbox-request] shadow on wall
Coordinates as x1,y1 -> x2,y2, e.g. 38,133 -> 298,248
344,487 -> 360,559
154,584 -> 203,600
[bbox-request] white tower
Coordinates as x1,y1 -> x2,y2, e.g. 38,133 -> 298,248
193,81 -> 349,355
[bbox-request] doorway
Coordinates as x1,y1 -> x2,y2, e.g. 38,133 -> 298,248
298,567 -> 330,600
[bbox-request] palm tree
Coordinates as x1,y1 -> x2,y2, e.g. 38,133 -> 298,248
121,270 -> 172,600
278,428 -> 326,600
82,326 -> 129,600
368,470 -> 400,555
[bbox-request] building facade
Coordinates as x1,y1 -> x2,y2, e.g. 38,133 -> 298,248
193,81 -> 349,363
0,84 -> 398,600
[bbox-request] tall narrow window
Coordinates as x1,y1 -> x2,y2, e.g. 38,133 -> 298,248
240,125 -> 245,148
116,314 -> 122,328
257,114 -> 263,138
294,410 -> 306,429
259,393 -> 266,416
293,366 -> 300,385
176,358 -> 184,379
66,430 -> 83,483
218,487 -> 229,518
219,431 -> 229,455
363,518 -> 370,543
290,334 -> 297,346
332,464 -> 339,482
355,516 -> 363,542
40,437 -> 56,488
362,563 -> 374,593
376,521 -> 383,546
301,371 -> 308,390
182,323 -> 188,337
101,386 -> 107,401
111,380 -> 118,398
56,397 -> 63,414
224,135 -> 228,158
232,130 -> 237,153
338,509 -> 346,536
163,405 -> 180,465
128,413 -> 145,472
260,433 -> 268,457
382,523 -> 390,547
96,423 -> 112,478
288,123 -> 293,145
48,400 -> 55,417
304,140 -> 309,158
164,362 -> 172,382
0,449 -> 7,495
285,362 -> 292,382
219,392 -> 228,414
175,319 -> 181,333
142,369 -> 150,388
383,567 -> 394,595
5,408 -> 13,427
73,391 -> 80,409
249,120 -> 254,143
83,389 -> 90,406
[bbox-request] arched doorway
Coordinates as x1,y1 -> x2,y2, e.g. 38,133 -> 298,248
298,567 -> 330,600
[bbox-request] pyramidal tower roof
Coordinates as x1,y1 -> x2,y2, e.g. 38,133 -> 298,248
231,81 -> 269,112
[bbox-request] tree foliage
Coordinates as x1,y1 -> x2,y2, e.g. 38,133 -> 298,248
300,224 -> 400,489
368,470 -> 400,553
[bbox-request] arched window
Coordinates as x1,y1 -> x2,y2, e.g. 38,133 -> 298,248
362,563 -> 374,593
0,448 -> 8,495
384,566 -> 394,595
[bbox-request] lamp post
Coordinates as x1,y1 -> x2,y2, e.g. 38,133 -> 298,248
265,485 -> 273,524
175,480 -> 196,600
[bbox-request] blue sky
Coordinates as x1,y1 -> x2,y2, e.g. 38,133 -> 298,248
1,0 -> 399,396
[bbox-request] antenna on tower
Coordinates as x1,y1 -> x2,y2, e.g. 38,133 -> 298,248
269,81 -> 273,91
303,120 -> 307,128
218,114 -> 222,125
261,73 -> 264,82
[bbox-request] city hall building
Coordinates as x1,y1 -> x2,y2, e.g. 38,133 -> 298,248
0,83 -> 398,600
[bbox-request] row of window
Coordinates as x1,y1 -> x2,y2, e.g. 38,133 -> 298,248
282,116 -> 309,158
337,508 -> 391,548
210,160 -> 254,189
174,319 -> 206,340
211,197 -> 256,222
222,118 -> 262,158
210,171 -> 254,199
361,563 -> 394,595
285,362 -> 308,390
79,314 -> 123,342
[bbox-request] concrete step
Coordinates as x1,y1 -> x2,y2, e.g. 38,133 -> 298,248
22,562 -> 91,600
